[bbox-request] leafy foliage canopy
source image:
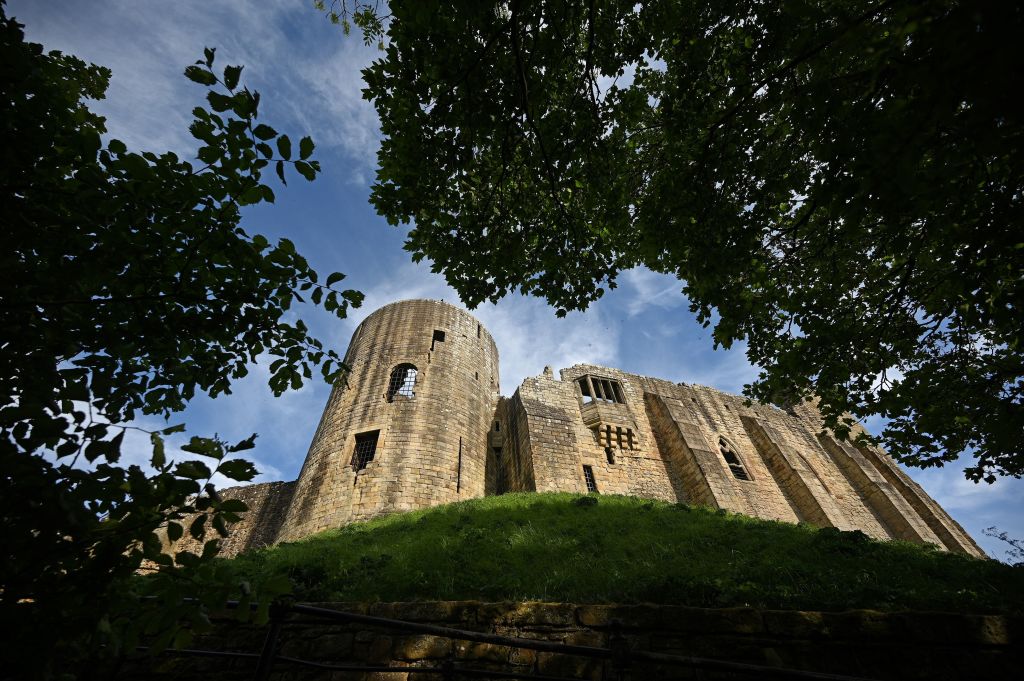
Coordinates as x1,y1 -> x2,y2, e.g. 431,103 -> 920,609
0,8 -> 359,675
350,0 -> 1024,481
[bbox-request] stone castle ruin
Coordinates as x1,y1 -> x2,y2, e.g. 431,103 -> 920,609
198,299 -> 984,558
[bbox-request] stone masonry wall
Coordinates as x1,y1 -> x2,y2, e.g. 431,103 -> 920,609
118,601 -> 1023,681
276,300 -> 499,542
499,363 -> 985,557
198,301 -> 982,560
161,481 -> 294,558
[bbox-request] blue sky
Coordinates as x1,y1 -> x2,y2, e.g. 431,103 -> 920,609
13,0 -> 1023,561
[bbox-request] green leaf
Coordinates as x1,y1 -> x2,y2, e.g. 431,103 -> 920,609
294,160 -> 316,181
166,521 -> 183,542
184,65 -> 217,86
253,124 -> 276,140
238,185 -> 264,205
299,136 -> 314,160
276,135 -> 291,161
228,434 -> 258,452
223,64 -> 243,90
218,458 -> 257,482
189,515 -> 206,541
175,460 -> 213,480
151,433 -> 166,469
181,436 -> 224,459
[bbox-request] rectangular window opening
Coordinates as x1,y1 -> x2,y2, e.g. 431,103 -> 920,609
579,377 -> 593,403
494,421 -> 500,432
576,375 -> 626,405
351,430 -> 380,472
431,329 -> 446,351
582,465 -> 598,493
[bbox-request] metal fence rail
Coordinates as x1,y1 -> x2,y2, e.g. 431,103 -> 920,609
131,599 -> 881,681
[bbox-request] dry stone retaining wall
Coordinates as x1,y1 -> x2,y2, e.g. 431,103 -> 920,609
119,601 -> 1023,680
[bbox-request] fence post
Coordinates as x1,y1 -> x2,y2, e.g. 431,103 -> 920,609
254,599 -> 288,681
608,619 -> 630,681
441,653 -> 457,681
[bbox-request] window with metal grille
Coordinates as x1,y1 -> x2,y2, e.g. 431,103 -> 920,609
351,430 -> 379,472
577,375 -> 626,404
582,465 -> 598,493
719,437 -> 751,481
386,364 -> 417,401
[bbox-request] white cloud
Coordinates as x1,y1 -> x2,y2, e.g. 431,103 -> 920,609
292,39 -> 382,183
619,266 -> 686,317
336,258 -> 621,394
913,465 -> 1023,514
12,0 -> 382,176
475,296 -> 620,394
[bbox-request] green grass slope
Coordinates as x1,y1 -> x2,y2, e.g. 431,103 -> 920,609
227,493 -> 1024,613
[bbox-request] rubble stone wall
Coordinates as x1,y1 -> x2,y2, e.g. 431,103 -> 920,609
118,601 -> 1023,681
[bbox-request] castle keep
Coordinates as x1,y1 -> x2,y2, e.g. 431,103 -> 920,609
202,299 -> 984,558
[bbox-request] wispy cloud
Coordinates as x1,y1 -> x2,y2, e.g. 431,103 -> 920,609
619,266 -> 686,317
12,0 -> 381,177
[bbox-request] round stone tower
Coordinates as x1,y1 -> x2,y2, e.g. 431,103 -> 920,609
276,299 -> 500,542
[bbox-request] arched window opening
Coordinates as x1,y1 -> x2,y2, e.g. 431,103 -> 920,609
386,363 -> 417,401
719,437 -> 751,481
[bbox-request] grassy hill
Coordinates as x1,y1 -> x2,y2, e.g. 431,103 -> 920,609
226,493 -> 1024,614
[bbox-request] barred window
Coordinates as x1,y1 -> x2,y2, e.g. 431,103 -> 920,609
351,430 -> 380,472
386,364 -> 417,401
582,465 -> 598,493
719,437 -> 751,481
577,375 -> 626,404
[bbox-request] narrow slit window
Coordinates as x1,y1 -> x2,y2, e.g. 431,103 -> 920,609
582,465 -> 598,493
605,447 -> 615,465
351,430 -> 380,472
386,363 -> 417,401
477,323 -> 481,338
494,421 -> 500,432
719,437 -> 751,481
